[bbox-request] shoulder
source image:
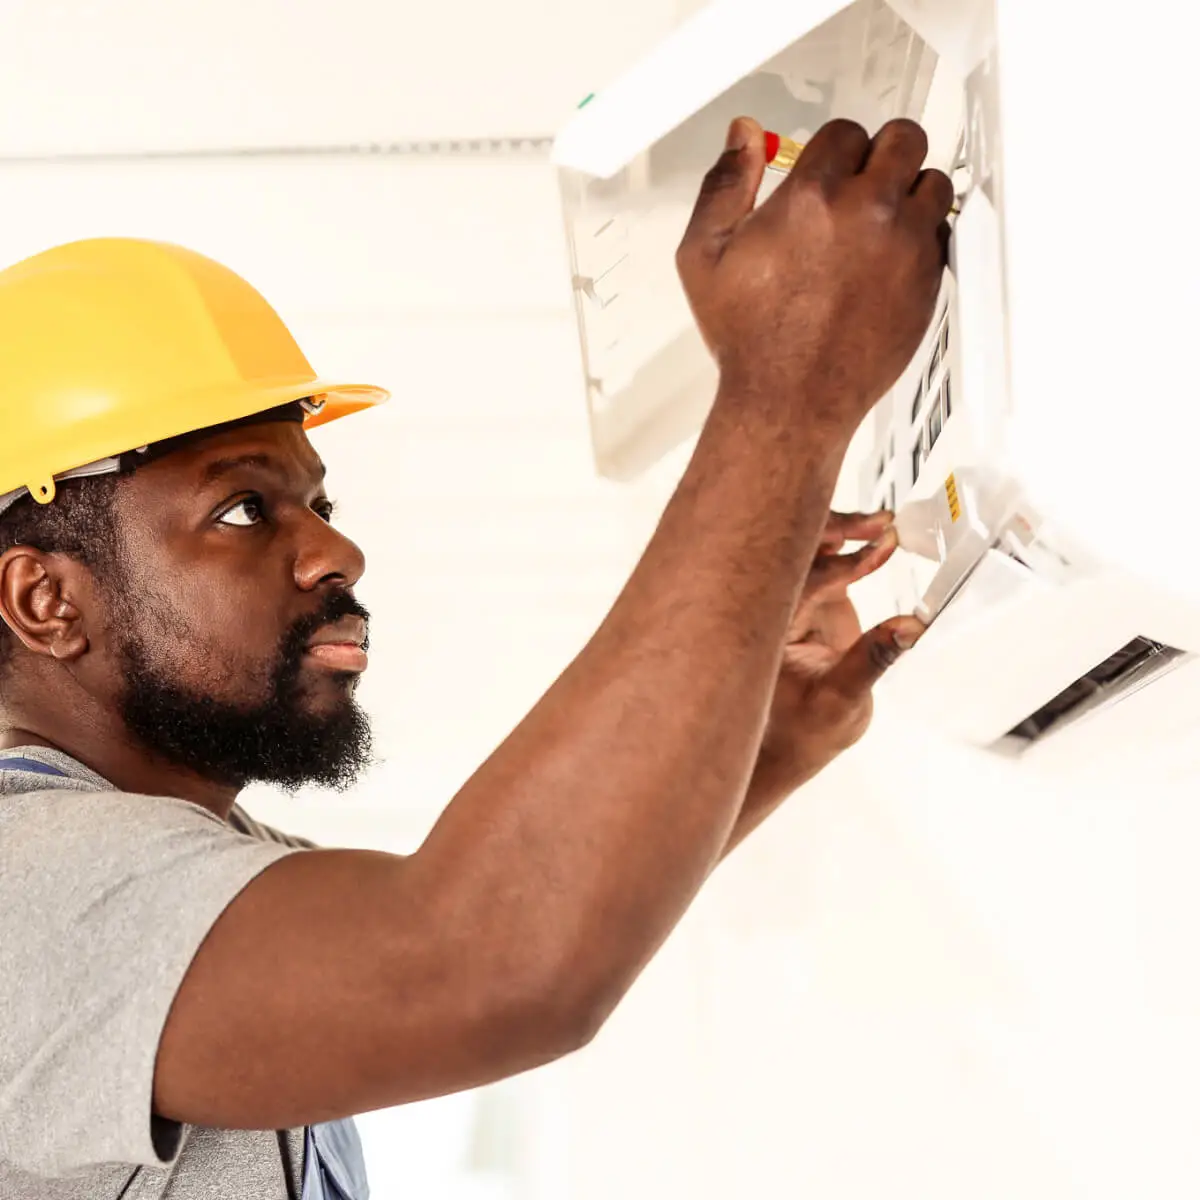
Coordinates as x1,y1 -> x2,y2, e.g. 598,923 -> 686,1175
1,786 -> 228,851
0,788 -> 307,916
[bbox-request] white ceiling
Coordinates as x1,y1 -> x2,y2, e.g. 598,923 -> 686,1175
1,0 -> 683,155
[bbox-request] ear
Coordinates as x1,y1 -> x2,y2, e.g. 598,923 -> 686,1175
0,547 -> 91,663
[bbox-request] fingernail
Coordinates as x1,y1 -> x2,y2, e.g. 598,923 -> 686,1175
869,527 -> 898,551
726,118 -> 749,152
893,624 -> 924,651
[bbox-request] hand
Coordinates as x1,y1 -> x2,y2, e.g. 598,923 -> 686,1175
755,510 -> 926,794
675,116 -> 953,435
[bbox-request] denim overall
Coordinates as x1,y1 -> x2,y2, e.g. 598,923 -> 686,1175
0,756 -> 371,1200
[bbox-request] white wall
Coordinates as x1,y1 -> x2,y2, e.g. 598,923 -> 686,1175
2,4 -> 1192,1197
509,449 -> 1189,1200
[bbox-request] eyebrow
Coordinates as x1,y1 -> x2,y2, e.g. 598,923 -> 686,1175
200,453 -> 328,486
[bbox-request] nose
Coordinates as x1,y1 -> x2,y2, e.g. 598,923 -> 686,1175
294,512 -> 366,593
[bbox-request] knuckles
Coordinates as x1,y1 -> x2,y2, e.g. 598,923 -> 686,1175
865,636 -> 901,674
917,168 -> 955,208
874,117 -> 929,160
816,117 -> 872,158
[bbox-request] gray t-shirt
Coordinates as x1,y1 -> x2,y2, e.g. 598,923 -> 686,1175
0,747 -> 321,1198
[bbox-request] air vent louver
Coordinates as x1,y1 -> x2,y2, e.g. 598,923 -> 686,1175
1004,637 -> 1187,745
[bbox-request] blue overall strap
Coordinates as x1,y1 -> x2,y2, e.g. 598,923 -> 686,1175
300,1119 -> 370,1199
0,757 -> 69,778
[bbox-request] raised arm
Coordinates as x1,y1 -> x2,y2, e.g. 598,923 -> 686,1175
154,117 -> 952,1131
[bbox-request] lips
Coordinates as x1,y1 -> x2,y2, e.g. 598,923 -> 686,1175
305,616 -> 368,672
307,616 -> 367,650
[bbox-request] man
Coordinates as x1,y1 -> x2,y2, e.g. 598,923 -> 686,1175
0,116 -> 950,1198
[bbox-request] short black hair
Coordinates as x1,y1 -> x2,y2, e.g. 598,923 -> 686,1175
0,474 -> 129,670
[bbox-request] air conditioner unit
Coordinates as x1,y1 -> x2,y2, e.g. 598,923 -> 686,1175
553,0 -> 1200,773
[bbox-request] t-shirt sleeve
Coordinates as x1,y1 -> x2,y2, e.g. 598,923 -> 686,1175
0,789 -> 308,1176
228,802 -> 319,850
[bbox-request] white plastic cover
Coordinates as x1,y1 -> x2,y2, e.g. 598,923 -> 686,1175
556,0 -> 955,478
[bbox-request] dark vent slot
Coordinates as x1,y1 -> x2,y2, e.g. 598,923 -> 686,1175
1005,636 -> 1186,743
928,402 -> 943,451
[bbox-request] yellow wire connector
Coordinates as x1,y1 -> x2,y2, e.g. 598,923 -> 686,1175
764,131 -> 802,172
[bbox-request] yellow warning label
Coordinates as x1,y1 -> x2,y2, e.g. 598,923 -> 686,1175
945,473 -> 962,523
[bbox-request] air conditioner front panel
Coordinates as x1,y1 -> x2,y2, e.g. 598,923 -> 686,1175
558,0 -> 960,479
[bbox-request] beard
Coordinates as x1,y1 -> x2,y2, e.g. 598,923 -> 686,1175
114,590 -> 373,792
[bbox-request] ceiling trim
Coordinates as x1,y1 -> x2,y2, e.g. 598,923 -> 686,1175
0,136 -> 555,167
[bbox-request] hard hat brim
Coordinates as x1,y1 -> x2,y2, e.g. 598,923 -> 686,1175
302,384 -> 389,430
5,377 -> 389,508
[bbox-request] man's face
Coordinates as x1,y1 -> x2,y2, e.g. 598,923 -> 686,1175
93,419 -> 372,790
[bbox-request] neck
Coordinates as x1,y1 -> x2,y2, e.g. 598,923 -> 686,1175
0,720 -> 242,821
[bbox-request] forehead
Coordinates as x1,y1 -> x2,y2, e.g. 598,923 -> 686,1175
127,420 -> 327,498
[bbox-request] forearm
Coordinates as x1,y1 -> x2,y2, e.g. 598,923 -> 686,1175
411,387 -> 851,1029
718,756 -> 818,862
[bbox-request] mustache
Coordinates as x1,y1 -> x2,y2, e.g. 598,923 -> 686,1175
285,592 -> 372,658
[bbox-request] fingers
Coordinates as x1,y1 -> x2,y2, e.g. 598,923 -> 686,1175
678,117 -> 768,268
822,509 -> 892,549
766,117 -> 946,247
910,167 -> 956,223
806,527 -> 898,600
936,219 -> 952,267
825,615 -> 927,695
784,118 -> 871,187
861,119 -> 929,204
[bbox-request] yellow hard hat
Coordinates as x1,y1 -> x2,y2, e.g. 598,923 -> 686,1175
0,237 -> 389,510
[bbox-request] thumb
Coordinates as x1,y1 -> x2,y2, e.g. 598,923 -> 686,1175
824,616 -> 926,697
679,117 -> 767,262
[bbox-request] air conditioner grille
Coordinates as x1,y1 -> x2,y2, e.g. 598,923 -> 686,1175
1004,636 -> 1187,745
874,304 -> 952,510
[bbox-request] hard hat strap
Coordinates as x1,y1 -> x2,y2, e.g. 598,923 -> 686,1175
0,400 -> 312,520
0,457 -> 123,519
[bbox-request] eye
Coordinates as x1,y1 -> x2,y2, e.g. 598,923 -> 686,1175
313,498 -> 338,524
217,495 -> 266,528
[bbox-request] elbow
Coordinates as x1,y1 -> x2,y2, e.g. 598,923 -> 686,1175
547,991 -> 612,1057
516,919 -> 661,1060
523,962 -> 625,1062
494,961 -> 622,1069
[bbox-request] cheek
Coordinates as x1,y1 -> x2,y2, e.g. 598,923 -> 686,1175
120,576 -> 285,698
